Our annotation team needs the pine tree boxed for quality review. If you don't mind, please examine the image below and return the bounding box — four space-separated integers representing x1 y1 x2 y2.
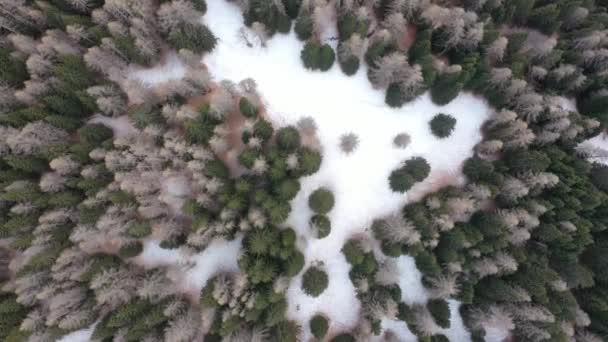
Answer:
302 266 329 297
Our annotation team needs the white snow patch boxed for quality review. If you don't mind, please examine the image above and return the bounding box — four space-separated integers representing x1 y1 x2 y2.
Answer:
484 326 511 342
134 239 186 269
395 255 428 305
181 236 243 294
88 114 138 138
200 1 492 339
579 132 608 165
56 322 96 342
134 237 242 299
129 52 187 85
376 318 418 342
440 300 472 341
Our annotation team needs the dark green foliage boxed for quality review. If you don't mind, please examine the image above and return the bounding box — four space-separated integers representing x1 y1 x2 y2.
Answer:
431 334 449 342
342 239 365 265
591 165 608 192
338 48 360 76
389 157 430 192
504 149 551 174
429 113 457 138
127 221 151 238
294 14 313 41
276 179 301 201
579 92 608 127
239 97 259 117
389 168 416 193
409 28 433 63
427 299 451 328
301 41 321 70
298 147 322 176
276 126 301 151
253 119 274 142
118 241 143 258
302 266 328 297
331 333 356 342
0 48 28 87
308 187 335 214
107 299 151 328
319 44 336 71
309 314 328 339
128 103 164 129
415 250 441 277
286 250 305 276
527 4 561 35
385 83 406 108
4 155 48 174
168 23 217 54
311 214 331 238
431 70 464 105
78 123 113 145
185 105 222 145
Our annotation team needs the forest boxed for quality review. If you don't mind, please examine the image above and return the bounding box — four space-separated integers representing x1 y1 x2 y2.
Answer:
1 0 608 341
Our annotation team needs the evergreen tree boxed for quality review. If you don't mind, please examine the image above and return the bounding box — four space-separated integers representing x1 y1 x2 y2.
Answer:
308 188 335 214
302 266 329 297
429 114 457 138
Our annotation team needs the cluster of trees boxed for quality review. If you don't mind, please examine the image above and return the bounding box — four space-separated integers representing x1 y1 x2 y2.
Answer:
389 156 431 193
0 0 330 340
231 0 608 340
2 0 608 341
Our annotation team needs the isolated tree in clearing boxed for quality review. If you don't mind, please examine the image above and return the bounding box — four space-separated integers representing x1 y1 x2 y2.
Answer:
302 266 329 297
430 113 457 138
308 187 335 214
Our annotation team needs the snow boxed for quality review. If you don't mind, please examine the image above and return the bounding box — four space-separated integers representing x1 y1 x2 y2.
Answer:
134 237 242 298
580 132 608 165
395 255 428 305
130 1 494 339
56 322 96 342
441 300 472 341
129 52 186 85
181 236 242 294
88 114 138 138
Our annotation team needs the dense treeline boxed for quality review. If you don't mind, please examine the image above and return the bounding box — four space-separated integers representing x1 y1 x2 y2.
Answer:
1 0 608 341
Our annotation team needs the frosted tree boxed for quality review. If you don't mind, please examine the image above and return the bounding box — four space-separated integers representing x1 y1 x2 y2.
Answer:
412 305 441 336
375 213 421 246
369 52 409 88
476 139 503 156
339 133 359 154
393 132 411 148
297 116 318 136
87 85 127 117
164 307 201 341
468 306 514 336
7 121 69 155
427 274 459 299
84 46 127 81
157 0 202 32
383 12 407 42
486 36 508 63
8 33 37 55
90 266 140 310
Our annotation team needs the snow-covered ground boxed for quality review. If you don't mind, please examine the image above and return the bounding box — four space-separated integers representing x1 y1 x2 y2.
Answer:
579 132 608 165
131 1 494 340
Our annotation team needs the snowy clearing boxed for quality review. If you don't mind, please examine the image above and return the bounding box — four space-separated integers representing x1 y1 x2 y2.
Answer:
131 0 494 339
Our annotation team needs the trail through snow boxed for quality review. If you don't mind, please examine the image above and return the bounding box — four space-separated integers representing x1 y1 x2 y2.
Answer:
131 1 495 340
